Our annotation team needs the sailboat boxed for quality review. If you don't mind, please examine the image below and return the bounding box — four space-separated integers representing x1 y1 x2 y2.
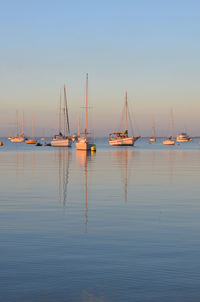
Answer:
10 110 25 143
163 109 175 145
26 113 37 144
109 91 140 146
51 85 72 147
149 118 156 142
76 74 96 151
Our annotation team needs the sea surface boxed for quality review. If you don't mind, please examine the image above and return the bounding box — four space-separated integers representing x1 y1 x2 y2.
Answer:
1 137 200 302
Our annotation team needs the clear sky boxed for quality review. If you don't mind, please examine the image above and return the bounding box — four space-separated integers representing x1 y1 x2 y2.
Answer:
0 0 200 137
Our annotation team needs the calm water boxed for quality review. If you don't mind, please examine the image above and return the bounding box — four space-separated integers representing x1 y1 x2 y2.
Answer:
1 138 200 301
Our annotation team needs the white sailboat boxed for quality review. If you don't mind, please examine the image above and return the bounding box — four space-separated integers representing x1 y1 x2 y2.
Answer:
109 91 140 146
10 110 25 143
51 85 72 147
76 74 96 151
163 109 175 145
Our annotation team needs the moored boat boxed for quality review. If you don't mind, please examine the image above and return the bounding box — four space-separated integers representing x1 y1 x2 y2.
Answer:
26 113 37 144
10 110 25 143
176 133 192 142
163 109 175 146
109 91 140 146
163 137 175 145
76 74 96 151
109 131 140 146
11 136 25 143
51 134 72 147
26 139 37 144
51 85 72 147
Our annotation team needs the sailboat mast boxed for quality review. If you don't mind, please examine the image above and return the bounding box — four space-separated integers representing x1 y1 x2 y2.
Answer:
170 108 174 138
32 113 34 139
152 118 155 138
16 110 19 136
59 88 61 134
62 86 65 137
22 111 24 137
125 91 127 130
85 73 88 138
77 116 80 137
64 84 70 135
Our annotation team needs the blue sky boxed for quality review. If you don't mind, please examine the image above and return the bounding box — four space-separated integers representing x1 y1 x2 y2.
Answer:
0 0 200 136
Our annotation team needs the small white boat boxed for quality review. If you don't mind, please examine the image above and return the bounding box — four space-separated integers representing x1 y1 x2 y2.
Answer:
109 131 140 146
163 137 175 145
51 134 72 147
176 133 192 142
76 137 95 150
109 91 140 146
75 74 96 151
10 110 25 143
11 136 24 143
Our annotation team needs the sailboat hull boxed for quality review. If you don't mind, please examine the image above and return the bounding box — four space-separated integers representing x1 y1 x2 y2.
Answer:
10 137 24 143
76 138 95 150
109 137 134 146
51 138 72 147
163 140 175 145
26 140 37 144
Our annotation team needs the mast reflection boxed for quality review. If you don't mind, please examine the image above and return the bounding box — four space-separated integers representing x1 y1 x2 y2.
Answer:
76 150 95 232
110 150 133 203
57 150 70 208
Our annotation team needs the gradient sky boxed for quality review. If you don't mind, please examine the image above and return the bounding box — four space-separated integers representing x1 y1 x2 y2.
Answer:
0 0 200 137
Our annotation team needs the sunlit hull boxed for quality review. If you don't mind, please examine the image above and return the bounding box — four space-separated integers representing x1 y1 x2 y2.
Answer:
176 138 190 142
76 138 95 150
51 138 72 147
109 137 134 146
163 140 175 145
26 140 37 144
10 137 24 143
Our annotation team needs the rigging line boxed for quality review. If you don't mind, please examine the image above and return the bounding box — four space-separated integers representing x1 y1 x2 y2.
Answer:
127 105 134 136
64 85 70 135
119 103 126 131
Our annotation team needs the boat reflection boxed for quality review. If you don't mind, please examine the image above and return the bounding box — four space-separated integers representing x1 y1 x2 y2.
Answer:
110 150 133 203
76 150 95 232
57 150 71 208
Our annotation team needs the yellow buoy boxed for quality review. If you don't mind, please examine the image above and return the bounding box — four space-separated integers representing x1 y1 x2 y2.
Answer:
0 141 3 146
91 146 96 152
